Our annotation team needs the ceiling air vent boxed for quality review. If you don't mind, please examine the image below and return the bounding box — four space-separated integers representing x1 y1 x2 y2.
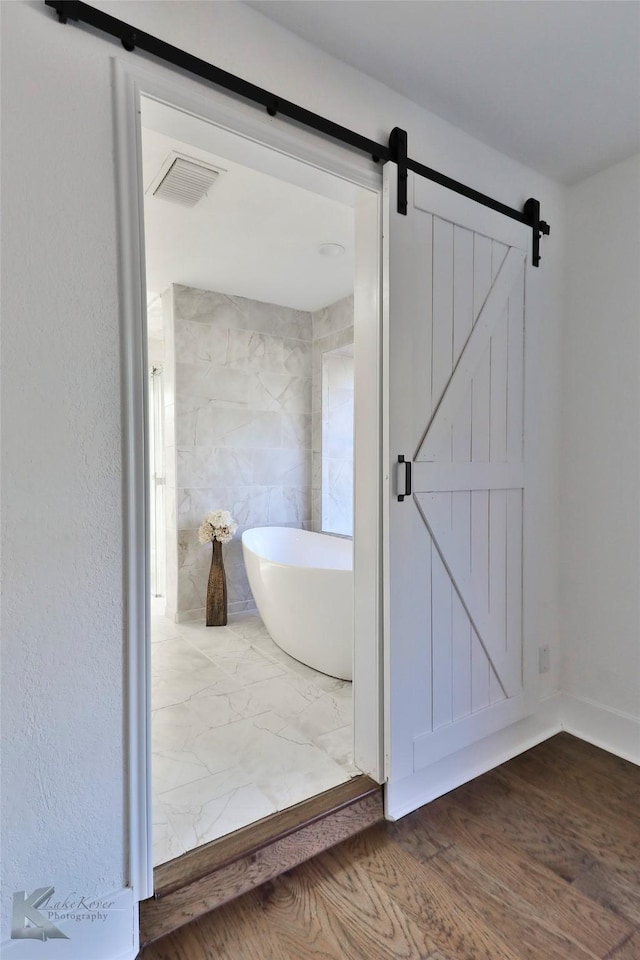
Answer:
152 154 222 207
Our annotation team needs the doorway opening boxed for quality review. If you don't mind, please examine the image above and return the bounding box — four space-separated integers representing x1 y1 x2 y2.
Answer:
139 95 381 871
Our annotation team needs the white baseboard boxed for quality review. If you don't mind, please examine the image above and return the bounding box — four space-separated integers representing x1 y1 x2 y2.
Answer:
1 887 138 960
558 692 640 765
385 697 562 820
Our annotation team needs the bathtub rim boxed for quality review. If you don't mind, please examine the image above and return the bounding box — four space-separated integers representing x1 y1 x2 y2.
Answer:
241 526 353 574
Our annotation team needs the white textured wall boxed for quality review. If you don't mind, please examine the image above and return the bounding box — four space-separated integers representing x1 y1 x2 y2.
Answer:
561 154 640 719
1 0 564 951
0 0 126 944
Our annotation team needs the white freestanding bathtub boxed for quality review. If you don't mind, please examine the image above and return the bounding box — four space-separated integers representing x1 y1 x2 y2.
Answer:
242 527 353 681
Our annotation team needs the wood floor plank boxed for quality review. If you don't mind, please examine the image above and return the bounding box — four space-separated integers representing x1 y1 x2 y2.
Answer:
147 847 451 960
141 889 288 960
247 874 373 960
331 826 523 960
426 846 596 960
544 734 640 798
503 742 640 827
452 766 640 897
414 799 632 958
450 765 640 927
294 850 444 960
491 767 640 896
383 806 454 862
607 931 640 959
570 859 640 930
451 766 601 879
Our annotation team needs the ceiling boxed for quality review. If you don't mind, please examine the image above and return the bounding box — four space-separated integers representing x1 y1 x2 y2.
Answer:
246 0 640 185
141 126 354 316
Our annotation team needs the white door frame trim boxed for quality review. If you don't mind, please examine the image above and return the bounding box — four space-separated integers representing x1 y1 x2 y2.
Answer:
112 56 383 903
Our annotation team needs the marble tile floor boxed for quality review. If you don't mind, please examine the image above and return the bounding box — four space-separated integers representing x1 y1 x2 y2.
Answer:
151 599 358 867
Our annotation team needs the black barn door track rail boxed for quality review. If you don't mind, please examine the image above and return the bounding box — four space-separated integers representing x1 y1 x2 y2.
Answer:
45 0 551 266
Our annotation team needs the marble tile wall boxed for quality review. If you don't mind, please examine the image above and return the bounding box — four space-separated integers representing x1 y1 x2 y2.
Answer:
166 284 313 621
311 295 354 534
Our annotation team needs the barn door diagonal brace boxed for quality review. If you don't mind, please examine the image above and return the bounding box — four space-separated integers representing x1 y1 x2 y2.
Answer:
44 0 551 265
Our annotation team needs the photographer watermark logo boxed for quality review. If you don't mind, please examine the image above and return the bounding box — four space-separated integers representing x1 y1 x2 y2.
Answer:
11 887 115 940
11 887 69 941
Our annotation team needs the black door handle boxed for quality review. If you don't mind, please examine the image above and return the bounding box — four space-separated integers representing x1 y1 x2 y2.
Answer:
397 455 412 501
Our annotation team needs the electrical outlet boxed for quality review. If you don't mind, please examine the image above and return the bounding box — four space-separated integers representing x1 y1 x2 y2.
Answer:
538 645 551 674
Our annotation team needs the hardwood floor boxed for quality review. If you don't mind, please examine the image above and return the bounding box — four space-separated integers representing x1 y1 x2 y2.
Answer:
139 733 640 959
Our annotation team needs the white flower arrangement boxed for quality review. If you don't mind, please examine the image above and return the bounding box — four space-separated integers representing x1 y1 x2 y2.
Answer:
198 509 237 545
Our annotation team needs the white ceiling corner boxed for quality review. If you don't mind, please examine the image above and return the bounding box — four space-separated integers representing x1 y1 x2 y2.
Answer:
246 0 640 185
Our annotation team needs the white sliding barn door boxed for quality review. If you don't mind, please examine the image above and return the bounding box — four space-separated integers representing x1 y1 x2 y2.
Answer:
384 165 531 799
